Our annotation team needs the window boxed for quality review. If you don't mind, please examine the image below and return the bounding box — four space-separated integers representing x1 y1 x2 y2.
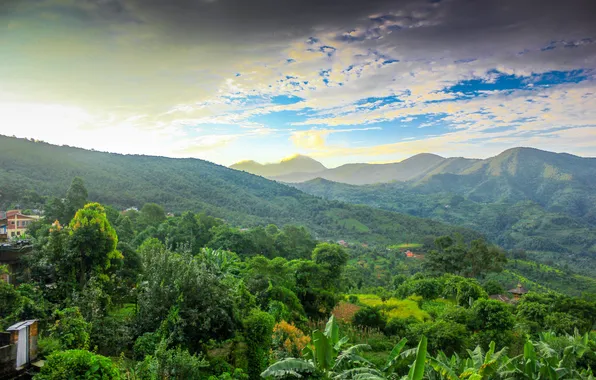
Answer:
11 232 15 237
17 231 21 236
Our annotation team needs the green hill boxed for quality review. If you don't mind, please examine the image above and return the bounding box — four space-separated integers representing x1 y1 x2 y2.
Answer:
0 135 480 245
293 177 596 276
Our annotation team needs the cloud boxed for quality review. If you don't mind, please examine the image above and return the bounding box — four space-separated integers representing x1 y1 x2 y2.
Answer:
1 0 596 164
291 127 382 149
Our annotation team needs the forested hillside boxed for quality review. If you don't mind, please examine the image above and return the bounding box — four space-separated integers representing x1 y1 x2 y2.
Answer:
0 135 478 245
294 178 596 276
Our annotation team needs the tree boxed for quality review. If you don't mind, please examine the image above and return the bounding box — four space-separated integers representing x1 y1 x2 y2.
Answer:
68 203 122 288
425 237 506 278
135 239 237 352
244 309 275 379
44 197 66 224
312 243 348 289
471 299 514 349
115 215 135 243
34 350 120 380
64 177 88 223
139 202 166 228
482 279 505 295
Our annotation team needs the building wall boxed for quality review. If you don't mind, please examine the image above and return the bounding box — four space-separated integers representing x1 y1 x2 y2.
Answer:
4 211 38 238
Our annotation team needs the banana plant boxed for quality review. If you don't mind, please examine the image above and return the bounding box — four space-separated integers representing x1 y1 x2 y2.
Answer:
500 331 593 380
261 315 374 379
429 341 508 380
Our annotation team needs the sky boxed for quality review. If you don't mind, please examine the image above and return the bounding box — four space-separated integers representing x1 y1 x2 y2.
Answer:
1 0 595 167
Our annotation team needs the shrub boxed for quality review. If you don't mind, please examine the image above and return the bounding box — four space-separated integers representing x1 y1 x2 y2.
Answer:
133 332 160 360
271 321 311 359
49 307 90 350
332 301 361 323
352 306 387 331
482 279 505 295
37 336 62 358
34 350 120 379
384 316 418 337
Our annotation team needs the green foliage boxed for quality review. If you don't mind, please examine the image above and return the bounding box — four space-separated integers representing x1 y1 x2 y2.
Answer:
312 242 348 289
0 135 481 247
407 320 468 356
135 239 237 352
243 309 275 379
49 307 91 350
34 350 120 380
352 306 387 331
37 336 62 358
68 202 122 288
471 299 514 349
482 279 505 295
139 203 166 229
134 332 161 360
135 341 210 380
425 237 506 278
64 177 88 223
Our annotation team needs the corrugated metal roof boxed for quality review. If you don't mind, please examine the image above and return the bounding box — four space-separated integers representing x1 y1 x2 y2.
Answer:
6 320 37 331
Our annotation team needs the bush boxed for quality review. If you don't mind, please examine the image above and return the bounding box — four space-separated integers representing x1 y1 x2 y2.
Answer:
271 321 310 360
37 336 62 358
34 350 120 379
134 332 161 360
384 316 417 337
407 320 468 356
91 315 133 356
482 279 505 295
352 306 387 331
49 307 90 350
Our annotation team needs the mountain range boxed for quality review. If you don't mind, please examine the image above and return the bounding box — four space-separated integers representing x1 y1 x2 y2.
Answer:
231 153 482 185
0 135 478 246
233 148 596 274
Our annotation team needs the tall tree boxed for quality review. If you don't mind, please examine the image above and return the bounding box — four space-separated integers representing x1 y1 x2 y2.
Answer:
64 177 88 223
44 196 66 224
139 203 166 229
68 203 121 288
312 243 348 289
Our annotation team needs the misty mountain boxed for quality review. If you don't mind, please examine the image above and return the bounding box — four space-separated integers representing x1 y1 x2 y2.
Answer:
230 154 327 177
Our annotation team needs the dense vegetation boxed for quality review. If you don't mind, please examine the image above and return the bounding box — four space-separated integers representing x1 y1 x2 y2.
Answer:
1 178 595 379
0 135 479 246
293 177 596 277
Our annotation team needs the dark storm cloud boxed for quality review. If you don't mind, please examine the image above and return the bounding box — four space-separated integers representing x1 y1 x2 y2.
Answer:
106 0 596 44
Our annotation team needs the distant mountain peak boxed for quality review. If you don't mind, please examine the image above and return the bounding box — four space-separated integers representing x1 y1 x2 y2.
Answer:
230 154 326 177
280 153 316 162
233 159 261 166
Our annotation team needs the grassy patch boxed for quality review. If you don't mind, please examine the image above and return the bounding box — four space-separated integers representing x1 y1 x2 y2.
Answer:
352 294 430 321
109 303 135 319
388 243 423 249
